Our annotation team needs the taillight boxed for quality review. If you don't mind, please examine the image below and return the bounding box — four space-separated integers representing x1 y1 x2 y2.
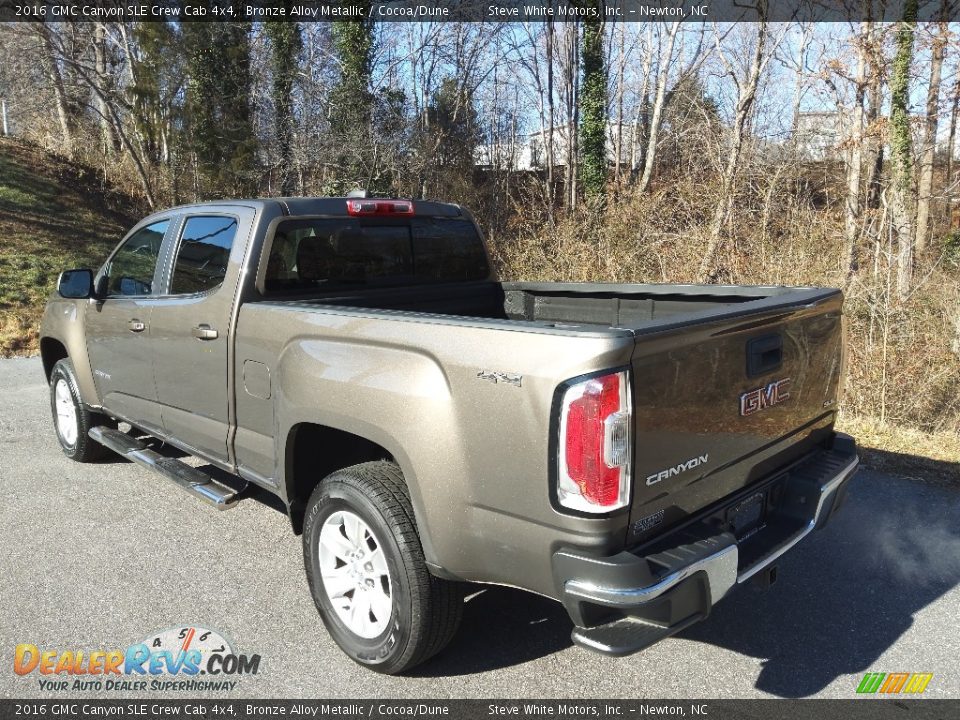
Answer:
557 370 632 513
346 199 414 216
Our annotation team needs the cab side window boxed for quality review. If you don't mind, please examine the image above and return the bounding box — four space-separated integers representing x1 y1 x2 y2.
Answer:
170 216 239 295
106 220 168 296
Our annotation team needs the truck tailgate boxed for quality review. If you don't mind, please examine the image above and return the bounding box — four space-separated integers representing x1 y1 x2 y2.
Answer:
626 290 845 546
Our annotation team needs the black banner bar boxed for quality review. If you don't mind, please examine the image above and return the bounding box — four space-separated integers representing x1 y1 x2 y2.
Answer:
0 700 957 720
1 0 959 24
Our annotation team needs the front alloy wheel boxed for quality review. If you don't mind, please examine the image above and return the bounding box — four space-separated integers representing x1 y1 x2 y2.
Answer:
48 358 113 462
53 377 79 448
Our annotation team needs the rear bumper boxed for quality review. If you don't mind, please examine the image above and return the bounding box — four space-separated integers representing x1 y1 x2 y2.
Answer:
552 433 859 656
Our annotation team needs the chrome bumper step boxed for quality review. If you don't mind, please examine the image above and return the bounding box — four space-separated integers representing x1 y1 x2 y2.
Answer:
89 426 241 511
556 435 861 657
571 614 703 656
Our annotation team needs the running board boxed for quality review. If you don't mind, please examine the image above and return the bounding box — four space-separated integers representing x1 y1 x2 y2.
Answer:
89 426 241 510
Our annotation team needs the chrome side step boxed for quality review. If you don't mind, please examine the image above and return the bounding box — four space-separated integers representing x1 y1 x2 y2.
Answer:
89 426 241 511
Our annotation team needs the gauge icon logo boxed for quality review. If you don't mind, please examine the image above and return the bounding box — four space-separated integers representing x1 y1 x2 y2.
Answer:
140 626 233 666
135 625 261 678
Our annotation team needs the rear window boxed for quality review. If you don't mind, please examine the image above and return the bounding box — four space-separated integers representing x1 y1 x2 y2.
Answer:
170 215 239 295
263 217 489 294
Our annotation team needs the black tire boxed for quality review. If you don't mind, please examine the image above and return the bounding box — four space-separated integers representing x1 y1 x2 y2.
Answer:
303 461 463 674
49 358 114 462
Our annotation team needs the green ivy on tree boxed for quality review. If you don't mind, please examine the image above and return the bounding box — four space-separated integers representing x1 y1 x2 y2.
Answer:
579 8 608 201
181 8 257 197
265 11 302 196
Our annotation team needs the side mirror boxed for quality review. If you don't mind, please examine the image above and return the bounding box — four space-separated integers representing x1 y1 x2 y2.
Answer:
57 269 94 299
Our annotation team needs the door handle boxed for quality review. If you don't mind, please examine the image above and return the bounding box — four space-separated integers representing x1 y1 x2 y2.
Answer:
128 319 146 333
192 324 219 340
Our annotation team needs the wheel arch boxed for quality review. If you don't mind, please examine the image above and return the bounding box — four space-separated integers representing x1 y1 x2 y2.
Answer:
38 305 99 408
40 337 68 381
282 422 444 573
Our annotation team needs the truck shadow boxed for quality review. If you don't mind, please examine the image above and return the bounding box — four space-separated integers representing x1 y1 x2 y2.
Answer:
413 468 960 692
679 466 960 697
92 429 959 693
409 586 575 677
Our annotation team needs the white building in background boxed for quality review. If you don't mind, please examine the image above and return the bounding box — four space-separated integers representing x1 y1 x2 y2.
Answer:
792 112 843 160
474 141 533 171
476 122 642 172
792 110 934 162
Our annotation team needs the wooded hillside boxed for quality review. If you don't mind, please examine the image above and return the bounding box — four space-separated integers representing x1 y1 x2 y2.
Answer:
0 12 958 449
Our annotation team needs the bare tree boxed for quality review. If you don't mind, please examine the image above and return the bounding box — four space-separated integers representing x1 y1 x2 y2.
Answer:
637 22 680 193
511 22 555 214
915 20 948 253
637 23 709 194
889 0 919 300
786 23 814 137
863 23 886 211
546 17 555 212
561 22 580 211
92 23 118 155
844 22 872 280
36 24 74 156
631 26 654 176
698 16 783 281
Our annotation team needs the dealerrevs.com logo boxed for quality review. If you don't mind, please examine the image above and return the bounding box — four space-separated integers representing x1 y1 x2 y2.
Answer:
13 626 261 693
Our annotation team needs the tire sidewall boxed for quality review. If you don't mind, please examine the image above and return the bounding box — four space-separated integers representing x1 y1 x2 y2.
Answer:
303 478 412 670
50 361 82 457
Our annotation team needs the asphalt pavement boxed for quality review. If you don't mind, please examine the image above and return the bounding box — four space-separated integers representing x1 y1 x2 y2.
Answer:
1 356 958 699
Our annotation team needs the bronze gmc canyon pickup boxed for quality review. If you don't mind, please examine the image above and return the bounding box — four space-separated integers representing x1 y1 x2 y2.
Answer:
39 196 859 673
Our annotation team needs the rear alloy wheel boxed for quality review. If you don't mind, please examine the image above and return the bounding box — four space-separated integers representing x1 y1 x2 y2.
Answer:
49 359 113 462
318 510 394 639
303 461 464 674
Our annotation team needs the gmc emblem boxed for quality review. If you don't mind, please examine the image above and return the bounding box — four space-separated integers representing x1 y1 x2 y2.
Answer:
740 378 792 416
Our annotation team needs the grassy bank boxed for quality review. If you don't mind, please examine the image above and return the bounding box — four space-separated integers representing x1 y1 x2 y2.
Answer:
0 139 136 355
837 417 960 485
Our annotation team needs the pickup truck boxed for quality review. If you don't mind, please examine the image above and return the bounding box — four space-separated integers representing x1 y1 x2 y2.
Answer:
40 196 859 674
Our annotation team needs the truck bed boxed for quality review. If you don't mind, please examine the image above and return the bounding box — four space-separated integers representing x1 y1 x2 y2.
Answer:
254 280 823 334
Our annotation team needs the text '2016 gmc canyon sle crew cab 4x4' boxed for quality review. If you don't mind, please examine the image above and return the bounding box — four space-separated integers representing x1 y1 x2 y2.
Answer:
40 196 859 674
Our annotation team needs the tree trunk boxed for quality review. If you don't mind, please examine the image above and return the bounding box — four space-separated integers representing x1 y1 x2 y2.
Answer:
889 0 919 301
546 18 555 214
93 23 118 155
613 22 626 187
864 23 885 210
631 26 654 179
843 22 870 281
579 10 607 200
946 70 960 187
563 22 580 211
698 22 768 282
915 21 947 253
638 22 680 193
37 25 73 157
